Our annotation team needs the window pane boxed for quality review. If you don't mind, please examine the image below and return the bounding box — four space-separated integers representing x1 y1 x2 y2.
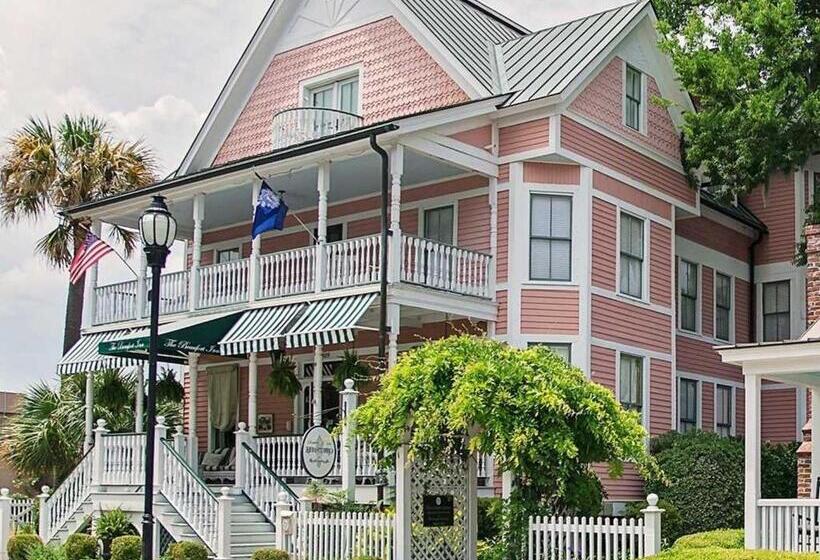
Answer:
619 355 643 411
531 195 552 237
424 206 454 245
530 195 572 281
763 282 790 341
679 379 698 432
550 240 571 281
339 79 359 114
681 297 696 331
311 87 333 109
551 197 572 238
530 239 551 280
716 308 730 341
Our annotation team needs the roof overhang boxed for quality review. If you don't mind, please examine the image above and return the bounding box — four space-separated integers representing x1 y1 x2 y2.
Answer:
717 338 820 387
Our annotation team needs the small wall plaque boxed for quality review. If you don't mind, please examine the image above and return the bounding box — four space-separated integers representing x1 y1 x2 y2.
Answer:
422 494 454 527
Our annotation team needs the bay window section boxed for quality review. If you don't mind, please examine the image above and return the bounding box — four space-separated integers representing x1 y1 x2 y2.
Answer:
620 212 644 298
530 194 572 282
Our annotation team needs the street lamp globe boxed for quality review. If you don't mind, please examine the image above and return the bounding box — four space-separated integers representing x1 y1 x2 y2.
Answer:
139 195 177 267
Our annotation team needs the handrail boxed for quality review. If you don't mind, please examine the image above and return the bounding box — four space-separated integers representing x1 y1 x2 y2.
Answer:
161 440 217 499
271 108 364 151
272 107 362 121
45 448 94 541
242 443 300 504
402 233 492 258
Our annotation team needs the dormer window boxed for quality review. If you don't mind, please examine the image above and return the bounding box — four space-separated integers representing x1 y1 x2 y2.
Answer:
304 74 360 115
625 64 644 132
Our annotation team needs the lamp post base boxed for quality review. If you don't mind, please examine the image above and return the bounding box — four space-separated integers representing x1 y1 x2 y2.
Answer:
142 514 155 559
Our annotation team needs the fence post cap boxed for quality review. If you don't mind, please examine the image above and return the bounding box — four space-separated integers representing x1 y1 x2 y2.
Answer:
39 486 50 497
219 487 231 498
0 488 9 498
344 378 355 390
95 419 107 429
647 494 659 507
237 422 247 433
175 425 184 435
156 416 166 427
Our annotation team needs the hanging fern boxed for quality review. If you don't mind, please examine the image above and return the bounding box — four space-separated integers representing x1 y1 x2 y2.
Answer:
333 350 371 389
267 353 301 398
156 369 184 404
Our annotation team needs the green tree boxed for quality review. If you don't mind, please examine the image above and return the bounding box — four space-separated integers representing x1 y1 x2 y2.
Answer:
0 115 156 352
354 336 659 559
654 0 819 196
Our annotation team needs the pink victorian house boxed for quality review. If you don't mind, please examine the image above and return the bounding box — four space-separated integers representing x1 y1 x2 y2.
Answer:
44 0 820 555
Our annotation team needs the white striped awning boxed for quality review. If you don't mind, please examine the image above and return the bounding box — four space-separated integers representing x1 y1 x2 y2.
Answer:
57 329 144 375
219 303 307 356
284 293 377 349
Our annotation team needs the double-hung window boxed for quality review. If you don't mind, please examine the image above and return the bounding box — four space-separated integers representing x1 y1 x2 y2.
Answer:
620 212 644 298
678 378 699 433
679 261 698 332
625 65 643 131
423 206 455 245
529 342 572 363
216 248 241 264
305 74 360 138
763 281 791 341
619 354 644 415
530 195 572 281
716 385 733 437
715 273 732 341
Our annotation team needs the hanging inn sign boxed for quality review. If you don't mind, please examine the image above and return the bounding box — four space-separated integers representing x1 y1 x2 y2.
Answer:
301 425 337 479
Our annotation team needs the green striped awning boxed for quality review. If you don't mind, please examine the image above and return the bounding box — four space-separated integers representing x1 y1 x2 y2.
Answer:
219 303 306 356
284 293 377 349
58 329 145 375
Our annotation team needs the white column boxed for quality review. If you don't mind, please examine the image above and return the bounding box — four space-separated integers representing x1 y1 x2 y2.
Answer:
0 488 12 560
388 303 400 369
250 184 262 303
154 416 168 492
187 353 200 466
82 221 102 328
811 388 820 496
340 379 359 501
394 444 411 560
136 251 148 319
91 419 109 490
641 494 664 556
234 423 252 492
389 146 404 283
313 345 324 426
190 194 205 311
135 365 144 433
489 176 498 301
315 162 330 294
275 493 294 550
248 352 259 436
83 371 95 454
216 487 232 560
37 486 50 542
744 374 761 550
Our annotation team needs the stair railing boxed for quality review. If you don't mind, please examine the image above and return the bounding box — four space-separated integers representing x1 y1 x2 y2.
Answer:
239 442 300 524
40 449 94 542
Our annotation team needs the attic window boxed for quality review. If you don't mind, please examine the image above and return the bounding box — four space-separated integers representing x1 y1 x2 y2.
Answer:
625 64 643 132
304 74 360 115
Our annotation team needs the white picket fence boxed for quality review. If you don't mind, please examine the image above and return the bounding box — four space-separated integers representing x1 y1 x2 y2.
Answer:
100 433 147 486
528 497 662 560
10 498 35 530
285 511 394 560
757 499 820 553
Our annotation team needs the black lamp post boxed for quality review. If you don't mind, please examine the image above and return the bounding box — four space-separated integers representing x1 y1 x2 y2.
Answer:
138 195 177 560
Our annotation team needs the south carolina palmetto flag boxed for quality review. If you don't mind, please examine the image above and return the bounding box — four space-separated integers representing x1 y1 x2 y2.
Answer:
69 232 114 284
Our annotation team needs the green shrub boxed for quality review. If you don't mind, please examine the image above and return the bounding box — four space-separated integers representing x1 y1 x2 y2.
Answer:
64 533 98 560
7 533 43 560
477 497 503 542
95 509 136 545
167 541 207 560
251 550 289 560
673 529 744 550
645 431 798 543
27 545 67 560
476 540 505 560
111 536 141 560
653 548 820 559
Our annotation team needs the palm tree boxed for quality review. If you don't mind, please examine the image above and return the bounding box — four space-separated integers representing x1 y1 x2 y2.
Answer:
0 115 156 352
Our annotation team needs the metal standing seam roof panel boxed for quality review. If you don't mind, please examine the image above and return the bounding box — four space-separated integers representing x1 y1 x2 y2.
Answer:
499 1 649 105
400 0 522 93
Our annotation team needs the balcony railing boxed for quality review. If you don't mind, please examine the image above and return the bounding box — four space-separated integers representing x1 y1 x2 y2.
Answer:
271 108 363 151
92 234 493 325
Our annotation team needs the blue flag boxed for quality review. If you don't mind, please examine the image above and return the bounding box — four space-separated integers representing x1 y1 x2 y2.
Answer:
252 181 288 239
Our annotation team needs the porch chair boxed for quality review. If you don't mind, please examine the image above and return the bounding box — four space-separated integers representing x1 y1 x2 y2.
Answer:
199 447 237 484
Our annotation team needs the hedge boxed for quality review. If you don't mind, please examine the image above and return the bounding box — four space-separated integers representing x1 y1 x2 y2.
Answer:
7 534 43 560
251 550 290 560
650 530 817 559
167 541 208 560
64 534 98 560
111 536 141 560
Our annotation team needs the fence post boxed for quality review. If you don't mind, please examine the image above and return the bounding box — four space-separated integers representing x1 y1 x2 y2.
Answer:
340 379 359 502
37 486 50 543
235 423 251 492
92 419 109 490
154 416 168 493
173 425 186 458
642 493 664 556
216 487 232 560
0 489 11 560
275 492 293 551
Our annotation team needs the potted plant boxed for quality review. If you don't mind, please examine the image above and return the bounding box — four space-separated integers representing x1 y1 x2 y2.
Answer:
267 351 301 398
333 350 370 389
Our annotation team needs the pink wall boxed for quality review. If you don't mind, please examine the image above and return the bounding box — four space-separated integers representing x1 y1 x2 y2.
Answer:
761 388 798 443
676 336 742 383
650 223 673 307
458 195 490 252
735 280 751 344
520 289 579 334
561 116 695 207
523 163 580 185
570 57 681 161
702 266 714 338
594 172 672 220
498 118 549 157
702 382 714 432
496 290 508 335
214 17 469 165
650 359 673 435
449 126 492 151
676 217 752 262
496 190 509 283
743 173 797 264
591 295 672 353
592 198 617 291
591 345 616 391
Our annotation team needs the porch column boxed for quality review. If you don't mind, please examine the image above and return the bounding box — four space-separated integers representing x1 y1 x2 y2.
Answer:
248 352 259 436
812 388 820 496
315 162 330 294
82 221 102 328
249 185 261 303
83 371 94 454
187 353 200 465
489 176 498 300
388 303 400 369
135 365 145 433
389 146 404 283
190 194 205 312
744 374 761 550
313 345 323 426
136 251 148 320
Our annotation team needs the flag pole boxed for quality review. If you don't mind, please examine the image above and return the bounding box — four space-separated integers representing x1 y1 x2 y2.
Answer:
253 169 317 243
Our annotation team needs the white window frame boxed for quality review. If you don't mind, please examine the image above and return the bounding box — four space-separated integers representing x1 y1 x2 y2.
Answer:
528 192 573 283
714 384 736 437
617 209 649 302
713 271 734 343
623 62 647 134
301 65 363 115
616 351 648 429
678 377 702 433
214 244 243 264
678 259 700 334
419 203 458 246
529 341 573 364
761 280 792 342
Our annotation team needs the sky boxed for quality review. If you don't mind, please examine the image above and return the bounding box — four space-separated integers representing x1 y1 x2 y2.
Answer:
0 0 627 392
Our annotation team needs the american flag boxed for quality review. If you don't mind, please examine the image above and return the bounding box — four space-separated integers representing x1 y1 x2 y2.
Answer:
69 232 114 285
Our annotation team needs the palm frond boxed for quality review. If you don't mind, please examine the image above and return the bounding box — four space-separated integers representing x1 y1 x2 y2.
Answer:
107 224 138 259
35 221 76 268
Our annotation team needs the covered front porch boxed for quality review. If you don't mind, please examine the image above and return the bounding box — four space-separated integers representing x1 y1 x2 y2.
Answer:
719 323 820 552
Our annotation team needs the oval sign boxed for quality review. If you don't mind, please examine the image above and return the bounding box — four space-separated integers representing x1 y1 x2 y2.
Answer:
300 425 337 479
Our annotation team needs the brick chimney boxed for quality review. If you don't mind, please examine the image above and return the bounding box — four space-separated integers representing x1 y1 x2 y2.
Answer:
797 224 820 497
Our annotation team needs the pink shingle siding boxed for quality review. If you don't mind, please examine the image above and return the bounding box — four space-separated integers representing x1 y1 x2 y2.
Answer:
520 290 580 335
496 191 509 283
570 57 681 161
561 116 695 207
495 290 508 335
702 266 714 338
702 382 714 432
591 295 672 353
650 359 673 435
735 280 751 344
743 173 797 264
676 336 742 383
592 198 617 291
591 345 616 391
498 118 549 157
523 163 580 185
215 17 469 165
650 223 673 307
676 217 752 262
458 195 490 253
761 388 798 443
449 126 492 151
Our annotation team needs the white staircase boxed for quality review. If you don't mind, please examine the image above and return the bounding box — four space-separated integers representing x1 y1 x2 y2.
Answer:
46 498 93 545
225 493 278 560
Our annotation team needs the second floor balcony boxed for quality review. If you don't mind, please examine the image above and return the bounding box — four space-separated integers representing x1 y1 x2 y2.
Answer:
271 108 363 151
92 233 493 326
